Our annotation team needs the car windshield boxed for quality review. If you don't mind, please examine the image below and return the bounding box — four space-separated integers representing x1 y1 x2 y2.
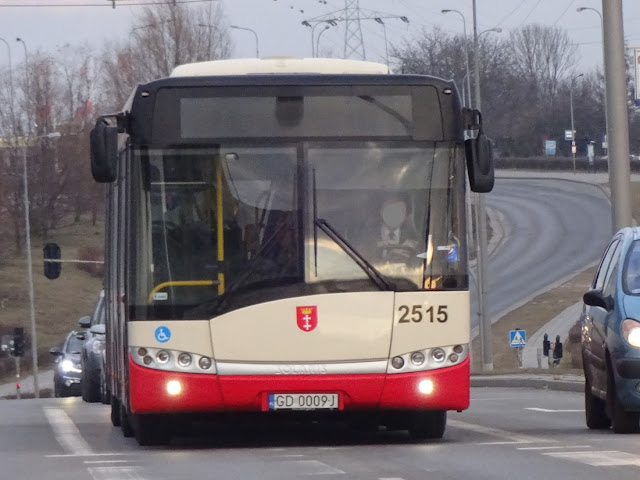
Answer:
624 240 640 294
65 335 84 354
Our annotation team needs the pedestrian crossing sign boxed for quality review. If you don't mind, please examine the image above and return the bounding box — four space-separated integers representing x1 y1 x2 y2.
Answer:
509 329 526 347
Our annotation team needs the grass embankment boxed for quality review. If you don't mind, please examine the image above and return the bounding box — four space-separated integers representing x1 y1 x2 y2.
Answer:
0 218 104 382
473 181 640 374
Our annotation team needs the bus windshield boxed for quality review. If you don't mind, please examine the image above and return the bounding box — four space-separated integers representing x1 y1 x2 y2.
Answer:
128 142 467 320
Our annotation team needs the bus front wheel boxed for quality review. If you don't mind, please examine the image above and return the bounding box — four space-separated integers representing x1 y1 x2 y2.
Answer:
133 414 170 446
408 411 446 441
120 404 134 438
111 396 121 427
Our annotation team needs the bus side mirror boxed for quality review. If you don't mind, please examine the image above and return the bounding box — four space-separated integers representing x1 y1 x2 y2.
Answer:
463 108 495 193
90 120 118 183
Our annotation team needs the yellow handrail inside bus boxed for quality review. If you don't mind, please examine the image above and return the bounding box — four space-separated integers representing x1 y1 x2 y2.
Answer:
216 165 225 295
148 280 216 303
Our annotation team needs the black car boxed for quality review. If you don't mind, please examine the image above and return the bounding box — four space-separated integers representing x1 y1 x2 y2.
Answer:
78 290 107 403
50 331 84 397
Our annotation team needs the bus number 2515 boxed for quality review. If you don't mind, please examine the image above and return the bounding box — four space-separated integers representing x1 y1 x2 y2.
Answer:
397 305 448 323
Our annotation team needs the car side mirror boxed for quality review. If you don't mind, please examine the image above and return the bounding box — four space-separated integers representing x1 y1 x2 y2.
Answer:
78 315 91 329
90 324 106 335
583 289 613 311
49 346 63 356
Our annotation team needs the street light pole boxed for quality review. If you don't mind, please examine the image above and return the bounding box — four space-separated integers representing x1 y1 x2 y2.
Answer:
0 38 14 126
14 36 39 397
602 0 632 232
577 7 609 162
316 25 331 58
441 9 472 107
21 144 38 398
230 25 259 58
570 73 583 173
373 18 390 68
472 0 503 373
16 38 30 135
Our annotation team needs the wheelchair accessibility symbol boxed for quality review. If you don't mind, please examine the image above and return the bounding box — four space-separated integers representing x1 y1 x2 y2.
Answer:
154 326 171 343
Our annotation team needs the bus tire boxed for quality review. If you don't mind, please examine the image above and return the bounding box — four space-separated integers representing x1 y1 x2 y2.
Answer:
111 396 121 427
120 404 134 438
408 411 446 441
134 415 170 446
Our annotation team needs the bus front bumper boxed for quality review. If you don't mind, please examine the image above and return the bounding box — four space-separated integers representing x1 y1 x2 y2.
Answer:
128 356 469 414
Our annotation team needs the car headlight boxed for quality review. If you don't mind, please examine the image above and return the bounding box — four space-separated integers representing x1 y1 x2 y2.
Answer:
622 319 640 348
92 340 105 355
60 359 82 373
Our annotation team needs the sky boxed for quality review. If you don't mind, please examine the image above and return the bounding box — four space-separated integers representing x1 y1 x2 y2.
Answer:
1 0 640 73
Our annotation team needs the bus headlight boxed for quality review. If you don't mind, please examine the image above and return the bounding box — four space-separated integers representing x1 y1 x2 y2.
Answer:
166 380 182 396
156 350 170 364
411 351 425 366
418 379 434 395
198 357 212 370
131 347 217 374
391 356 405 369
177 352 192 367
431 348 446 363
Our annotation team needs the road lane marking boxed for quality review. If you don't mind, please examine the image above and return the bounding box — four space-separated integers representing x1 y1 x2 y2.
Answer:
524 408 584 413
473 441 522 445
544 450 640 467
84 460 132 464
518 445 591 450
282 460 344 475
448 419 555 444
47 453 137 458
88 466 145 480
44 407 93 456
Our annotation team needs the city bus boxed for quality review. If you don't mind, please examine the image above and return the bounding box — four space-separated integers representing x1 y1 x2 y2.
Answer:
90 57 494 446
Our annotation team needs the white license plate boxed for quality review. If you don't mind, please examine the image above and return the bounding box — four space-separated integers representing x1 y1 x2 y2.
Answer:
268 393 339 410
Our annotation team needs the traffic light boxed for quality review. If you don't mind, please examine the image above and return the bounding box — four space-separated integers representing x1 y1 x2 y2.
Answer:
12 328 25 357
43 242 61 279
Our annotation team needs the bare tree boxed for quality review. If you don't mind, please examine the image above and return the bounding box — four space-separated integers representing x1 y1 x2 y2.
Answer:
509 24 578 105
100 1 232 110
393 27 469 99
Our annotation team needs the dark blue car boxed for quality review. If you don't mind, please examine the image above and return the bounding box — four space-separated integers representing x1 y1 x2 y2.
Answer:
50 331 84 397
581 227 640 433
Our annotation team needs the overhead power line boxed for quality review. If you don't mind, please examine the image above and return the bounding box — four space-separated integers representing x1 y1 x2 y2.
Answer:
0 0 216 7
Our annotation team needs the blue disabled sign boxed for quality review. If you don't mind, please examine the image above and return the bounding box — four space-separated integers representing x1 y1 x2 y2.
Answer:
509 329 526 347
154 326 171 343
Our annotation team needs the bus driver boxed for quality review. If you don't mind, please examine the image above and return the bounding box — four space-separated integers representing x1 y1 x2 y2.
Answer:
373 195 418 264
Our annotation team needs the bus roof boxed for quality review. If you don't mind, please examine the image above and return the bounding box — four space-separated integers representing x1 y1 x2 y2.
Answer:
170 57 391 77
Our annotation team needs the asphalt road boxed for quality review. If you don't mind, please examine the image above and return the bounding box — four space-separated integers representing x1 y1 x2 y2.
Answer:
4 388 640 480
472 177 612 329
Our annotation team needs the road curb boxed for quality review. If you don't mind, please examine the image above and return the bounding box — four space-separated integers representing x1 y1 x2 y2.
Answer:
471 376 584 393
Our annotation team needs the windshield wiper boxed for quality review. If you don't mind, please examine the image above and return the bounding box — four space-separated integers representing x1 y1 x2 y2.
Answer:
314 218 395 291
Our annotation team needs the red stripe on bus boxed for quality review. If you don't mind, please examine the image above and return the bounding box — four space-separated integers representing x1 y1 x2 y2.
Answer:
128 356 469 414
